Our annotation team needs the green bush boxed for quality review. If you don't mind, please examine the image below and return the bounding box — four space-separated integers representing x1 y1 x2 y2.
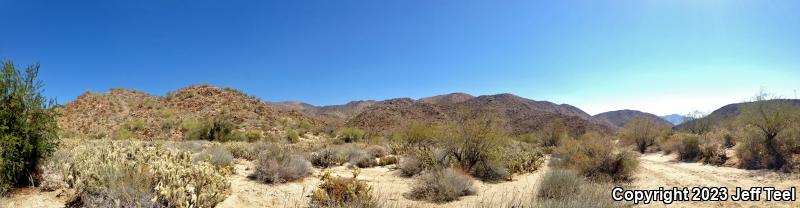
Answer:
0 60 59 195
338 127 366 143
620 117 663 153
538 119 569 147
181 113 237 142
391 121 439 154
286 129 301 143
441 113 510 182
678 135 701 161
111 128 136 140
408 168 475 202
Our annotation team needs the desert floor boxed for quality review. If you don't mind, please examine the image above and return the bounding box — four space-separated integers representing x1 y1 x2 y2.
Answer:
3 154 799 208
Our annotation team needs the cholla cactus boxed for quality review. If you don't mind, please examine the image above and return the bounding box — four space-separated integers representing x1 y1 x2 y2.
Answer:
60 140 231 208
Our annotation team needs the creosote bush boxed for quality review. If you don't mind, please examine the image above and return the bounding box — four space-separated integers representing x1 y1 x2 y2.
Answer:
407 168 475 203
310 169 376 208
0 60 59 195
338 127 366 143
181 113 237 142
250 144 313 183
620 116 663 153
553 134 639 182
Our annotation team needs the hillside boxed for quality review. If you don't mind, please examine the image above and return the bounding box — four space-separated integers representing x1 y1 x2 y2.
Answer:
418 92 474 105
56 85 322 140
593 109 673 129
674 99 800 131
268 100 378 122
346 93 612 135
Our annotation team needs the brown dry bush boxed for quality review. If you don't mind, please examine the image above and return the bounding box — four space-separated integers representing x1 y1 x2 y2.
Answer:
407 168 475 203
553 134 639 182
378 156 398 166
620 117 663 153
250 144 313 183
364 145 387 158
310 169 376 208
194 145 234 170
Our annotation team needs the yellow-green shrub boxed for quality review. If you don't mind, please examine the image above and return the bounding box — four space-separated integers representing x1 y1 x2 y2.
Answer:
338 127 366 143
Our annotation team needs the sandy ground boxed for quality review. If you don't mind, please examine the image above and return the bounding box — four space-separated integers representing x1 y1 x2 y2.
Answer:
633 153 800 208
215 159 550 208
4 154 799 208
0 188 68 208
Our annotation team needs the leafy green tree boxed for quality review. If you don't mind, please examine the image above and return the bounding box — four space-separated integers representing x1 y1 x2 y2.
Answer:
0 60 59 195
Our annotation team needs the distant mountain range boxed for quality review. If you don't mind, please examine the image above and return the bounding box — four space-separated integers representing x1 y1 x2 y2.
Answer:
661 114 688 125
592 110 673 129
62 84 775 140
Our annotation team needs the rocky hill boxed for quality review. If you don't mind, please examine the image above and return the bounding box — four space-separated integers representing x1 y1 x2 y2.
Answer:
674 99 800 131
57 85 321 140
418 92 474 105
593 109 673 129
268 100 378 122
346 93 612 135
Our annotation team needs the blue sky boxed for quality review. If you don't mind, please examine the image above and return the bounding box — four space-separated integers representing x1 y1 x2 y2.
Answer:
1 0 798 115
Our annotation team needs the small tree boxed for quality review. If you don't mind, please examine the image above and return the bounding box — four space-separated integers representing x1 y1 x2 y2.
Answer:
621 116 662 153
737 94 799 169
539 118 568 147
684 110 712 134
0 60 59 195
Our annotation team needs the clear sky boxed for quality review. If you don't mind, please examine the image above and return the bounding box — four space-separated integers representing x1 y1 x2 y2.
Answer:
1 0 798 116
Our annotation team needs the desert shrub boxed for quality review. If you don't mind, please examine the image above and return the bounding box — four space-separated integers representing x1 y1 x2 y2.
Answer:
441 113 510 182
311 147 343 168
736 128 771 169
111 128 136 140
677 135 701 161
391 121 439 154
553 134 639 182
537 119 569 148
378 156 398 166
400 148 454 177
0 61 59 195
503 144 545 174
736 97 800 170
310 169 376 208
338 127 366 143
181 113 237 142
61 140 230 207
250 144 312 183
364 145 387 158
170 140 209 153
224 141 257 160
123 118 147 131
470 161 510 182
700 143 727 165
195 145 234 170
286 129 301 143
620 116 663 153
536 169 620 208
399 155 423 177
244 130 263 142
656 134 683 154
536 169 582 200
407 168 475 203
348 150 377 168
